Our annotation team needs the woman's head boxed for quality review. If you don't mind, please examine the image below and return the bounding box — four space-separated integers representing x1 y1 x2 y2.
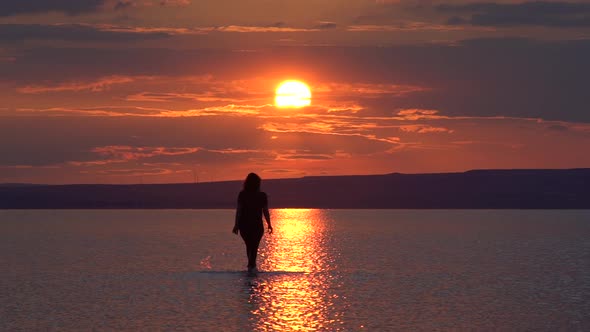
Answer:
243 172 261 192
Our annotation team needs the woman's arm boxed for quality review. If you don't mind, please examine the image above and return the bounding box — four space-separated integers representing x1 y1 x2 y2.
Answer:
263 204 272 234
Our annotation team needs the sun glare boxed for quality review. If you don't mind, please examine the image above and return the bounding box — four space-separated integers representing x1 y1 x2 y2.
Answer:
275 80 311 108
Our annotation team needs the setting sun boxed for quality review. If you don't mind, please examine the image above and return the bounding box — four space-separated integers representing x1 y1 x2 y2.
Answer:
275 80 311 108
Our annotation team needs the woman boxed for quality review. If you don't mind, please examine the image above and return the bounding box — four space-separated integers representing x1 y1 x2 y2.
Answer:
232 173 272 272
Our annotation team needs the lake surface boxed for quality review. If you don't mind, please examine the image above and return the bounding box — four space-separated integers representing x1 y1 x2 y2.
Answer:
1 209 589 331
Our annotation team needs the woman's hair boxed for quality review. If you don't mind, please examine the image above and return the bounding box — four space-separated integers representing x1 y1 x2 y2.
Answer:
243 172 261 192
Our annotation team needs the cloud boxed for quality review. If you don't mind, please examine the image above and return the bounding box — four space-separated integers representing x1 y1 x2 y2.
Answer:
0 113 269 170
158 0 191 6
96 25 203 35
69 145 271 168
396 109 443 120
0 56 16 62
0 24 170 43
347 22 465 32
94 167 175 176
274 151 336 161
314 22 338 30
0 22 325 44
0 0 192 16
314 82 428 97
262 168 301 174
260 122 402 145
14 73 267 105
94 145 199 158
438 1 590 27
206 148 263 154
399 124 454 133
13 104 270 117
125 92 247 103
69 145 200 166
17 75 140 93
14 106 164 117
0 0 106 17
545 122 590 134
161 104 271 117
203 25 320 33
546 124 569 132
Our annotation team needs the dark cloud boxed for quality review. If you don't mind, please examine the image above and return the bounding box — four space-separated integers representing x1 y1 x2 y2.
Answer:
314 22 338 30
114 1 135 10
277 154 334 160
268 22 286 28
0 115 266 167
0 0 106 17
0 24 169 43
0 0 189 17
158 0 191 6
546 124 569 131
438 1 590 27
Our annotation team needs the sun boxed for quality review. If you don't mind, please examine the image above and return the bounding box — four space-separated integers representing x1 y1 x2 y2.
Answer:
275 80 311 108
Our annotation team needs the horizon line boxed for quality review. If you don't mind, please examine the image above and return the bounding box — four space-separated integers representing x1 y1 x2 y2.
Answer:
2 167 588 187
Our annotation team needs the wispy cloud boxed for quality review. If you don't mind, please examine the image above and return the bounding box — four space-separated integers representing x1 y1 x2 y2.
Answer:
347 22 466 32
160 104 271 117
17 75 144 94
275 152 335 161
0 24 172 42
94 167 176 176
314 22 338 30
207 25 320 33
96 24 203 35
438 1 590 27
125 92 250 103
260 122 401 145
69 145 200 166
0 56 16 62
67 145 272 169
113 0 192 9
0 0 192 17
396 109 445 120
156 0 191 7
0 48 16 62
206 148 264 154
16 74 267 102
14 106 163 117
315 82 428 97
0 0 106 17
0 22 321 44
14 104 271 117
399 124 454 134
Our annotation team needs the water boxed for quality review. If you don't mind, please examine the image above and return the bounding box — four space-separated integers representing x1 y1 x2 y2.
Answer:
1 209 589 331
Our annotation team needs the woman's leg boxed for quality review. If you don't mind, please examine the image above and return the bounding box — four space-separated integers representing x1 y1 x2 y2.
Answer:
241 229 263 269
248 231 263 268
240 232 254 268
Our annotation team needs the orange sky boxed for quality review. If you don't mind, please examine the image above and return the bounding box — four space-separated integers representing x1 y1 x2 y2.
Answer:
1 1 590 183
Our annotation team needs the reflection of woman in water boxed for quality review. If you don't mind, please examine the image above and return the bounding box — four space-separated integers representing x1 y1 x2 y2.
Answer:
233 173 272 272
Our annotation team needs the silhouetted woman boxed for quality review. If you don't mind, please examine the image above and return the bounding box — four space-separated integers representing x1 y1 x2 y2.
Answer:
232 173 272 272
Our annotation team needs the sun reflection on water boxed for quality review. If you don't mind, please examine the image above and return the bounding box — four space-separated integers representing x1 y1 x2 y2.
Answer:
244 209 344 331
262 209 330 273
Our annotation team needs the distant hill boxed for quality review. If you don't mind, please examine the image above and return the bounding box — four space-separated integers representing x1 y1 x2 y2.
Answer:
0 183 41 187
0 169 589 209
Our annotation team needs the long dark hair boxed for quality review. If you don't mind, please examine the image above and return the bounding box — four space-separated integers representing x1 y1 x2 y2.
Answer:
243 172 261 192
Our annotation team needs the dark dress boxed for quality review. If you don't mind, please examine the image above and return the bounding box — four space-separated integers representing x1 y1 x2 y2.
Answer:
237 190 267 268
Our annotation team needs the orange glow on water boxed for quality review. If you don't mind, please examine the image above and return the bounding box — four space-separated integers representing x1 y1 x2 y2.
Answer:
245 209 343 331
262 209 326 272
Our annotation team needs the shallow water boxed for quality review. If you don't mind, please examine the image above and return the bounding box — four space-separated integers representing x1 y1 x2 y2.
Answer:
1 209 589 331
